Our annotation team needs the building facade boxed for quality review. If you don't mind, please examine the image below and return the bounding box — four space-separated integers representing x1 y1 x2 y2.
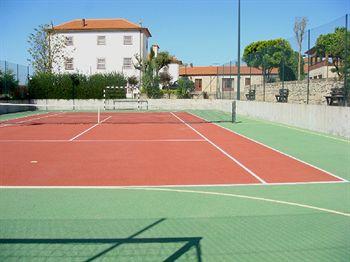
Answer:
51 18 151 79
179 66 278 98
305 48 338 80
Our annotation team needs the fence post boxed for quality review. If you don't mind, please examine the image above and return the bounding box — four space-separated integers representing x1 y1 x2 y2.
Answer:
216 66 219 99
281 44 285 90
344 14 348 106
229 61 232 99
307 29 310 104
16 63 19 83
231 100 236 123
4 60 7 95
236 0 241 100
222 64 225 99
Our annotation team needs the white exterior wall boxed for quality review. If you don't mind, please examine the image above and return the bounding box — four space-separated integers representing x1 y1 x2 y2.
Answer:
187 74 265 94
168 64 179 83
159 63 179 84
53 30 148 79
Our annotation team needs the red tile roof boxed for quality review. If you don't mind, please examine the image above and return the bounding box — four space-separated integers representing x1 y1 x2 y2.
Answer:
179 66 278 76
53 18 151 37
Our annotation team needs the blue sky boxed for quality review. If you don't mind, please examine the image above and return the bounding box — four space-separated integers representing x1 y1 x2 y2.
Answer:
0 0 349 66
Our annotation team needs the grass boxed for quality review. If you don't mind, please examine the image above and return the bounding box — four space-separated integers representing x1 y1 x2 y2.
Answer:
0 110 349 261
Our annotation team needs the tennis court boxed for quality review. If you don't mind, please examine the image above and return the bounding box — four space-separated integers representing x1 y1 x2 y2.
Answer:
0 105 349 261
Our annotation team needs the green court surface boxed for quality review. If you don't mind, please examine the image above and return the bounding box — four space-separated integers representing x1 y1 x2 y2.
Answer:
1 110 349 261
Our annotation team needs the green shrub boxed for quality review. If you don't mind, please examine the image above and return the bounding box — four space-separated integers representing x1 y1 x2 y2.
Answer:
0 70 20 99
28 72 127 99
142 72 162 98
176 77 194 98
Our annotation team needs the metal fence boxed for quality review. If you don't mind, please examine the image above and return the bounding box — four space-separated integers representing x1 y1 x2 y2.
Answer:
215 14 349 106
0 60 30 99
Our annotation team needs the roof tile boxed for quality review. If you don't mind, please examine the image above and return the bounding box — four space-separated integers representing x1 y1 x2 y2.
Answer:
53 18 151 37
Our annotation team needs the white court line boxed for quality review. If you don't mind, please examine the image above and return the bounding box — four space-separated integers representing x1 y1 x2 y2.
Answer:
0 186 348 217
187 112 349 183
1 180 346 189
0 111 49 124
69 116 111 141
0 139 206 143
170 112 267 184
0 112 65 128
122 187 350 217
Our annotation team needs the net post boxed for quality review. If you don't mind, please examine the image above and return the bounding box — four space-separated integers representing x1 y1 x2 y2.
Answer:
97 106 100 124
231 100 236 123
103 87 106 111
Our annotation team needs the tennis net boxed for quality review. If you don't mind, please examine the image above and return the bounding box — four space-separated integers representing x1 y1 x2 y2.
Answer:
0 101 236 125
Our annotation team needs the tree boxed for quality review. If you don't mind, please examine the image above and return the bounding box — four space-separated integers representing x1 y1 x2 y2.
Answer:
153 52 172 75
159 71 172 98
0 70 19 98
27 24 67 73
243 38 294 82
127 76 139 87
134 48 173 98
142 71 162 98
176 77 194 98
315 27 350 79
280 51 305 81
294 17 308 80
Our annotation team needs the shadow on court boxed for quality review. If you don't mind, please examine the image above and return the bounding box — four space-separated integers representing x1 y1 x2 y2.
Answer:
0 218 203 261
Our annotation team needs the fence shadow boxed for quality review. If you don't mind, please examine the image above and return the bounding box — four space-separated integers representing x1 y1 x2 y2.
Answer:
0 218 203 261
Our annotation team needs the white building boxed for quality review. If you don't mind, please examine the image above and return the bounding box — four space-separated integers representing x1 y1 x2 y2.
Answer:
52 18 151 79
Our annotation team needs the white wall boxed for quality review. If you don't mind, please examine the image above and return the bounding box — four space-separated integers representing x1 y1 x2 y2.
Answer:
236 101 350 138
159 63 179 84
9 99 348 138
53 30 149 79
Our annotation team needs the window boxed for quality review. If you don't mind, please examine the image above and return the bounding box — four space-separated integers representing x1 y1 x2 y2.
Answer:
65 58 74 70
124 35 133 45
123 58 132 69
97 58 106 69
97 36 106 45
65 36 73 46
195 79 202 91
318 74 322 79
222 78 233 90
245 78 251 86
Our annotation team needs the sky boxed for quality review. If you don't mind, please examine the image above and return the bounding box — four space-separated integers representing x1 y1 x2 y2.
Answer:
0 0 349 67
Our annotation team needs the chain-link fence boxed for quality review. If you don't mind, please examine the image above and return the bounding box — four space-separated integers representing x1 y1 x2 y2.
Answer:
216 14 349 106
0 60 31 99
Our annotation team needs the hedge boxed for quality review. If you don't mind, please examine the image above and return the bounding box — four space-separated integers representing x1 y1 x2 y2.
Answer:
0 70 23 100
28 72 127 99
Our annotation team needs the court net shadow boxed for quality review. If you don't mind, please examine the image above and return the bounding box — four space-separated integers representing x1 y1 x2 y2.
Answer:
0 218 203 261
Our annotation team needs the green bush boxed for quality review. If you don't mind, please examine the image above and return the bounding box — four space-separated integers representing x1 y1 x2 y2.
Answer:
142 72 162 98
176 77 194 98
0 70 20 99
28 72 127 99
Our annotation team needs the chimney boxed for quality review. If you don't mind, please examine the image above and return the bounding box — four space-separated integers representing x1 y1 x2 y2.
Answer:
82 19 86 27
152 44 159 57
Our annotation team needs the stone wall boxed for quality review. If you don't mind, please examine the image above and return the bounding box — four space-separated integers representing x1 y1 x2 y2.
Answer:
243 78 344 105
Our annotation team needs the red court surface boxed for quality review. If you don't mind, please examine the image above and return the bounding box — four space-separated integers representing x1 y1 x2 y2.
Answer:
0 111 344 186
